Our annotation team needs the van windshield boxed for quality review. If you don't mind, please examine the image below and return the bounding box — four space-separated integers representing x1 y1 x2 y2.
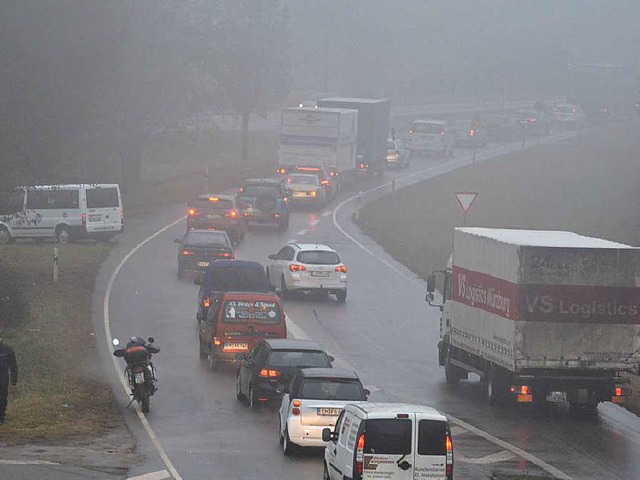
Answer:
86 188 119 208
364 419 412 455
418 419 446 455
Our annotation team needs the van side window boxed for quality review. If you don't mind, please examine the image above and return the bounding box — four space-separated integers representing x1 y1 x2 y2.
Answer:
418 420 446 455
26 190 79 209
0 190 25 215
364 419 412 455
86 188 119 208
337 411 350 447
443 272 452 301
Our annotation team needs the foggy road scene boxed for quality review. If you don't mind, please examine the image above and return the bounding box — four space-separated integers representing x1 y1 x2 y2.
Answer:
1 2 640 480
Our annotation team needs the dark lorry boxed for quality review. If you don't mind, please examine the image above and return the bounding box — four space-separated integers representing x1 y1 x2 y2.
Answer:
317 97 390 174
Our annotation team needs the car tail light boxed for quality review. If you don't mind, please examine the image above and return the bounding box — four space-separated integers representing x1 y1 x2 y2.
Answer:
356 433 365 475
409 128 414 135
217 252 232 258
292 399 301 407
470 129 475 137
277 167 287 175
286 177 293 184
182 249 194 256
530 118 537 123
446 434 454 479
310 190 317 197
440 131 445 136
510 384 529 395
213 337 221 346
290 264 306 272
335 265 348 273
227 210 238 219
572 107 577 114
330 171 338 177
292 407 301 416
189 208 196 216
275 213 281 219
203 297 211 308
259 369 281 378
82 213 86 227
321 179 330 187
615 387 623 396
359 163 366 170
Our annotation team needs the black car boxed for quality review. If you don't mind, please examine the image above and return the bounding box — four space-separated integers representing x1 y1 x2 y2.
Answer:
236 339 334 407
175 229 234 278
237 178 290 230
187 194 246 244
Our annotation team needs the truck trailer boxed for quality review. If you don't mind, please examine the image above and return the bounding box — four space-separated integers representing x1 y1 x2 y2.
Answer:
426 228 640 410
316 97 390 174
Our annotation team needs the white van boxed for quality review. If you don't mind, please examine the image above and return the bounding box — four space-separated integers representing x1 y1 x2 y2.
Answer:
0 184 123 244
322 403 453 480
408 120 455 157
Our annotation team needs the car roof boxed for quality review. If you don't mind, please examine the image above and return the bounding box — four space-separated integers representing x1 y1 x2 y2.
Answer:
264 339 325 351
347 402 448 421
291 243 336 252
299 368 359 379
206 260 263 270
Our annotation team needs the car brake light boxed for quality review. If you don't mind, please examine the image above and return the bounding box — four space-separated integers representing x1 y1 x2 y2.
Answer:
356 433 365 475
82 213 86 226
572 107 577 114
335 265 348 273
298 166 320 172
310 190 317 197
182 250 194 256
446 434 454 479
292 407 301 416
359 163 366 170
213 337 221 346
290 264 306 272
615 387 623 396
521 385 529 395
510 384 529 394
189 208 196 216
321 179 330 187
440 131 445 136
330 171 338 177
286 177 293 184
218 252 232 258
277 167 287 175
470 129 475 137
259 369 281 378
409 128 414 135
203 297 211 308
227 210 238 219
530 118 537 123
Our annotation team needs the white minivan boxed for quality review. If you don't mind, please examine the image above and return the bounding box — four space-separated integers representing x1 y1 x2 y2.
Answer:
408 120 455 157
0 184 123 244
322 403 453 480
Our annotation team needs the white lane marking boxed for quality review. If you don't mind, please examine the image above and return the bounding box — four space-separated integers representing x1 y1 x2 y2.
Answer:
295 229 308 236
0 460 59 465
322 210 332 217
127 470 171 480
457 450 516 465
310 219 320 226
104 217 185 480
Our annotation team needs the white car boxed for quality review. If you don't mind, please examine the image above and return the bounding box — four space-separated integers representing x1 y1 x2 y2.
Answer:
285 173 326 209
408 119 455 157
278 368 369 455
267 243 347 302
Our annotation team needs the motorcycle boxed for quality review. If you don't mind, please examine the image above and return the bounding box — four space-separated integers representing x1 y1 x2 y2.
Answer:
112 337 159 413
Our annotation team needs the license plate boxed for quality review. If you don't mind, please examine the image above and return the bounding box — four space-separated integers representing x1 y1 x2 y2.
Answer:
546 391 567 403
223 342 249 351
88 215 101 222
134 372 145 384
292 191 308 197
318 408 342 416
197 261 210 267
207 214 222 219
310 271 330 277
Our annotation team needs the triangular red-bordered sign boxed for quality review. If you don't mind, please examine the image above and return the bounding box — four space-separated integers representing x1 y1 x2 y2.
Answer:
454 192 478 214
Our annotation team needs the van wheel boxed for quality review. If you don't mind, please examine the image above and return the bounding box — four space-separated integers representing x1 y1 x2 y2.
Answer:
207 347 218 371
322 462 330 480
236 373 245 401
56 226 70 244
283 428 296 456
0 227 13 244
336 290 347 303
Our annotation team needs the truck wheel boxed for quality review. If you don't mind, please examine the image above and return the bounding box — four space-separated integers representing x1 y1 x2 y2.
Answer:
485 366 507 406
444 355 463 385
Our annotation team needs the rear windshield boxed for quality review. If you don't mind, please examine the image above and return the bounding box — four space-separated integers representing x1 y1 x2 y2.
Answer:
364 419 412 455
299 378 365 401
418 420 446 456
387 141 396 150
86 188 119 208
267 350 330 368
222 300 281 324
205 266 267 292
241 185 282 198
555 106 574 113
287 175 318 185
186 231 230 247
194 198 233 211
453 120 471 130
413 123 444 134
297 250 340 265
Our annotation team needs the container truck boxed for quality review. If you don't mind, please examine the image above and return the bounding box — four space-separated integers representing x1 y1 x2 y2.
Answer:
426 227 639 411
277 107 358 192
316 97 390 174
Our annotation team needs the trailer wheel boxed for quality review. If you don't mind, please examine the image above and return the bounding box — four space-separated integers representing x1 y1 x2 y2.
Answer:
444 354 464 385
485 365 507 406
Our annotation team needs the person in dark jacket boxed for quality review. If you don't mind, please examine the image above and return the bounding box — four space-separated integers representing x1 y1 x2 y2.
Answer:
0 336 18 424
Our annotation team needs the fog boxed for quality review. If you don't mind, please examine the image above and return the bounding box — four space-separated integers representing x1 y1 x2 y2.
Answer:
1 0 638 190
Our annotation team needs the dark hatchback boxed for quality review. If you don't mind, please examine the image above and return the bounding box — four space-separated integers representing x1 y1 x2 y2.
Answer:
237 178 290 230
236 339 335 407
195 260 270 321
175 229 234 278
187 194 246 245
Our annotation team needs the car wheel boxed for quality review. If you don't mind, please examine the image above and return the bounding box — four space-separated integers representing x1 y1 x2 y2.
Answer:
56 226 70 244
177 265 185 278
208 347 218 371
278 415 284 445
283 427 296 456
236 372 245 401
248 385 258 410
199 339 208 360
336 290 347 303
0 227 13 245
280 275 290 299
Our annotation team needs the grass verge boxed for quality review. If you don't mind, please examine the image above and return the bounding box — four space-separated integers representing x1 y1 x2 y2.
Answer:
0 242 126 444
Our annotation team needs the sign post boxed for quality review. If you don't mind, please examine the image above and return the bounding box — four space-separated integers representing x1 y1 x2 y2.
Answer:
53 247 59 283
454 192 478 226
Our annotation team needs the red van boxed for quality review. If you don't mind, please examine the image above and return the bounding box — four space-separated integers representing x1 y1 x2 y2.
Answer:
198 292 287 368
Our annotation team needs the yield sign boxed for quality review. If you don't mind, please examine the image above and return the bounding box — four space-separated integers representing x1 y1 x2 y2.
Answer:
454 192 478 214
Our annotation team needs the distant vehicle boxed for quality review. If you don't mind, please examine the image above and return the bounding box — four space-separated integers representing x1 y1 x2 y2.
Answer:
408 120 455 157
426 227 638 410
513 110 550 136
385 139 407 168
0 184 123 244
278 107 357 191
452 119 488 147
317 98 390 175
187 194 245 245
285 173 326 209
322 403 454 480
552 104 586 129
195 260 270 322
198 292 286 369
279 164 337 202
278 368 369 455
298 100 318 108
267 243 348 302
236 339 335 409
175 229 233 278
237 178 290 230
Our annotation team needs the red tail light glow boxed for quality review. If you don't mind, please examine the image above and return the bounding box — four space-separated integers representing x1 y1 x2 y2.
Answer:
335 265 348 273
189 208 196 216
356 433 365 475
298 166 320 172
615 387 624 396
203 297 211 308
440 131 445 136
321 179 330 187
470 129 475 137
227 210 238 219
409 128 414 135
277 167 287 175
292 407 301 416
290 264 306 272
82 213 86 226
217 252 232 258
359 163 366 169
530 118 537 123
446 434 454 479
259 369 281 378
213 337 221 346
182 250 194 256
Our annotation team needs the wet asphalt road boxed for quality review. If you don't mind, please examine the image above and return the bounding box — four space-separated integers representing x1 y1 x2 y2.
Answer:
98 130 640 480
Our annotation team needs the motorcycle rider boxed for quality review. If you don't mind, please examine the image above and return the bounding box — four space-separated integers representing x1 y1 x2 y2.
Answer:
123 336 160 361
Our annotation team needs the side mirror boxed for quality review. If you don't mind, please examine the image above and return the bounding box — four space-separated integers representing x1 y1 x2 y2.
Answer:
194 277 202 285
174 239 182 244
148 337 154 344
322 428 336 443
328 355 335 363
364 388 371 398
113 349 125 358
268 254 277 260
426 292 435 303
426 274 436 294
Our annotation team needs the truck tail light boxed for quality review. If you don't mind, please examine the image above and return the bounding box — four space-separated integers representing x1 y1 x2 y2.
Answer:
335 265 348 273
182 250 194 256
446 433 454 479
259 369 281 378
203 297 211 308
290 264 306 272
356 433 365 475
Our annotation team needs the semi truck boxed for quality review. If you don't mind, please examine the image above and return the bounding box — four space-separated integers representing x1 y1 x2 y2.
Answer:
426 227 640 411
316 97 390 174
277 107 358 191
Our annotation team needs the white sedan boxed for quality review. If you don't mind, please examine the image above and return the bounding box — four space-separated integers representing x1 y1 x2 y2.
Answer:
278 368 369 455
267 243 347 302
